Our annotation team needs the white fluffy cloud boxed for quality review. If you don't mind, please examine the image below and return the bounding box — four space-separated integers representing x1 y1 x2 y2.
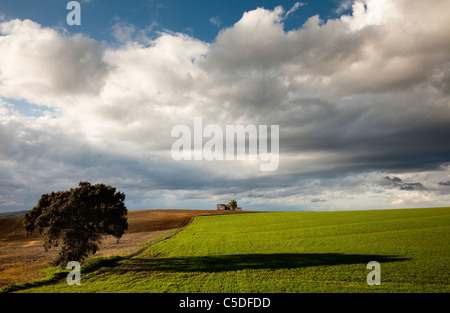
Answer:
1 0 450 211
0 19 109 106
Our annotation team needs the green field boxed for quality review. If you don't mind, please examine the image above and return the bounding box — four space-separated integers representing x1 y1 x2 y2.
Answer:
10 207 450 293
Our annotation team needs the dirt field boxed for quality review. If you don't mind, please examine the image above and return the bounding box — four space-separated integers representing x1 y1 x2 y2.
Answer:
0 209 245 289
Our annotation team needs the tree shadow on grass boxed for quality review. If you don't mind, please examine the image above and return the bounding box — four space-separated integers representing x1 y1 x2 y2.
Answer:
123 253 410 273
2 253 410 292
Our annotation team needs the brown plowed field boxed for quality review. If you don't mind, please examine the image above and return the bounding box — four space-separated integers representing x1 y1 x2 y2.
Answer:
0 209 247 289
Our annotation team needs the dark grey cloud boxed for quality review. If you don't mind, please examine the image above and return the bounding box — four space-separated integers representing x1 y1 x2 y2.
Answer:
274 94 450 179
311 198 327 203
384 176 426 191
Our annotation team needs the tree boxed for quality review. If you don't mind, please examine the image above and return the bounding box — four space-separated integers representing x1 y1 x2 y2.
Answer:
23 181 128 266
228 199 237 210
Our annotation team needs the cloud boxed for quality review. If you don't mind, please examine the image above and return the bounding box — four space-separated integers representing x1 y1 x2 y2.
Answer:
0 19 110 105
111 22 136 42
1 0 450 211
210 0 450 95
384 176 427 191
390 191 435 206
335 0 353 14
209 16 222 27
285 2 307 17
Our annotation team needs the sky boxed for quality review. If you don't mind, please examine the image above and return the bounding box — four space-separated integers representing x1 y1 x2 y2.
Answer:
0 0 450 212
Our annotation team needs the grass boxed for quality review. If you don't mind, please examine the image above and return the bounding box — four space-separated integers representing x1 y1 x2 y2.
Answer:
7 207 450 293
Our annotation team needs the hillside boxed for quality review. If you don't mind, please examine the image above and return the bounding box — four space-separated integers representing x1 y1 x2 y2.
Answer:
0 210 28 219
0 209 245 289
8 207 449 293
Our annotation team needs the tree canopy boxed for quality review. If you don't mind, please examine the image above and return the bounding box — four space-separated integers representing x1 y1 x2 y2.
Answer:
228 199 237 209
23 182 128 266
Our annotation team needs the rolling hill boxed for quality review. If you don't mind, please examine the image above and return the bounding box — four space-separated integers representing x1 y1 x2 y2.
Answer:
7 207 449 293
